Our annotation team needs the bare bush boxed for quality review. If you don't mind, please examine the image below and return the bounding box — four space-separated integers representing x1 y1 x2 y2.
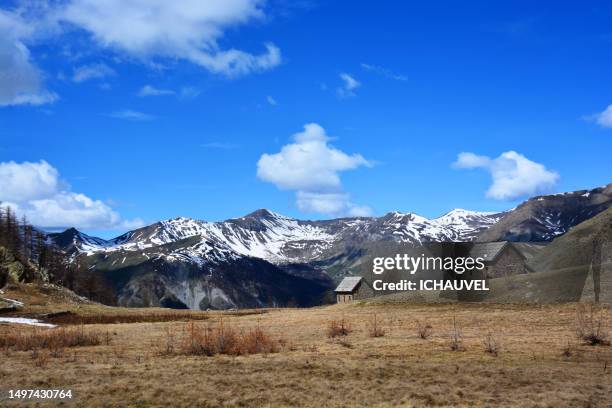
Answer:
561 342 573 358
575 303 610 346
483 332 499 356
368 314 385 338
167 320 281 357
416 320 432 340
0 326 103 352
449 317 464 351
328 316 352 338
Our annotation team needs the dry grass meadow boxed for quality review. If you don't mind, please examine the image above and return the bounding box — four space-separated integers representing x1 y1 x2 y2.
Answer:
1 287 611 407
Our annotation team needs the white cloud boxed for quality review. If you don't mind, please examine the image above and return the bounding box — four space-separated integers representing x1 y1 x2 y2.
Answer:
138 85 175 97
453 151 559 200
107 109 155 121
137 85 199 99
1 0 281 108
337 73 360 98
0 9 58 106
72 62 115 82
266 95 277 105
0 160 142 229
360 63 407 81
59 0 281 77
257 123 372 216
587 104 612 128
296 192 372 217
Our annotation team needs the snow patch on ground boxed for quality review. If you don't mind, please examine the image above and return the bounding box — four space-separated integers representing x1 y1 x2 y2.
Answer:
0 317 56 328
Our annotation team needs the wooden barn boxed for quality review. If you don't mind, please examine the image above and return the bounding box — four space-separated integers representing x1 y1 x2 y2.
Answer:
334 276 374 303
468 241 544 279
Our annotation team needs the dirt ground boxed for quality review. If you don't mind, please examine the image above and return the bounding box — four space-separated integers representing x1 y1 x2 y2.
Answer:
1 293 611 407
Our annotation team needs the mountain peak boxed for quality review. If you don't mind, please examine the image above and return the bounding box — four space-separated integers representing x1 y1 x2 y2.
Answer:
241 209 290 220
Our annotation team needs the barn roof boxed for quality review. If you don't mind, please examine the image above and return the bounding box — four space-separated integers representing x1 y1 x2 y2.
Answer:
334 276 362 293
469 242 509 263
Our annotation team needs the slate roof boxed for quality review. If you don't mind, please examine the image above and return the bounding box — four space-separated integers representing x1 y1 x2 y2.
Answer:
469 242 509 263
334 276 362 293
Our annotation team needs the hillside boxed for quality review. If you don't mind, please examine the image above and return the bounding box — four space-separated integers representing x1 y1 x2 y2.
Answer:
478 184 611 242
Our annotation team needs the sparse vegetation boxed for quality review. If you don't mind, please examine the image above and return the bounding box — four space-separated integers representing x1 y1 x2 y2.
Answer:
368 313 385 338
483 332 499 356
575 303 610 346
1 301 611 407
449 316 464 351
0 326 103 352
163 320 281 356
327 316 352 338
416 320 432 339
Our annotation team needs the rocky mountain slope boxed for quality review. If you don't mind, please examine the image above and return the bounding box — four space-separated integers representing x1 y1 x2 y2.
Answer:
53 208 505 264
477 207 612 303
48 208 502 309
478 184 611 242
46 184 611 309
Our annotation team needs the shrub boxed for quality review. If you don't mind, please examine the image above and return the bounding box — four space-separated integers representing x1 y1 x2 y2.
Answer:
483 332 499 356
327 317 352 338
449 317 464 351
575 303 610 346
416 320 432 340
0 326 103 352
368 314 385 338
168 320 281 357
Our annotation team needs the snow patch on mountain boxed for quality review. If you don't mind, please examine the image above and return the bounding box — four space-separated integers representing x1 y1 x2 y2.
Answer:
62 208 504 266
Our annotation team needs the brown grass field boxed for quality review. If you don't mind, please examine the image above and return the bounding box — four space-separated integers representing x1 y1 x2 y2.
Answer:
1 286 611 407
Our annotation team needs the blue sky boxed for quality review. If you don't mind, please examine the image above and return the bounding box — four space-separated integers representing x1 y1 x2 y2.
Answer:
0 1 611 238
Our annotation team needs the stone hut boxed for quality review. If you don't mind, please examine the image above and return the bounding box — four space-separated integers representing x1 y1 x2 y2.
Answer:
334 276 374 303
469 242 541 279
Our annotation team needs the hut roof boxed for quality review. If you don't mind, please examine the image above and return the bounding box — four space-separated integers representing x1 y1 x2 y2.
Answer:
469 242 509 263
334 276 362 293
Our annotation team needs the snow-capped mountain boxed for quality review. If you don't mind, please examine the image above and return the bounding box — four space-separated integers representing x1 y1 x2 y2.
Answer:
46 184 611 310
47 207 504 310
478 184 612 242
56 208 505 265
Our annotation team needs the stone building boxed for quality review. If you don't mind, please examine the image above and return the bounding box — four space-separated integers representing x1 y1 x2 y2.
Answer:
469 241 543 279
334 276 374 303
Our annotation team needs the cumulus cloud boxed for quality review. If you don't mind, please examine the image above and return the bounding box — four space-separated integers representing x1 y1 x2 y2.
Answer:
1 0 281 108
0 160 142 229
0 9 58 106
59 0 281 77
586 104 612 128
337 73 360 98
453 151 559 200
257 123 372 216
107 109 155 121
72 62 115 82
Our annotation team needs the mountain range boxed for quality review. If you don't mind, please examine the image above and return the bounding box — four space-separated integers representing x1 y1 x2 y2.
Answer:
48 183 611 309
